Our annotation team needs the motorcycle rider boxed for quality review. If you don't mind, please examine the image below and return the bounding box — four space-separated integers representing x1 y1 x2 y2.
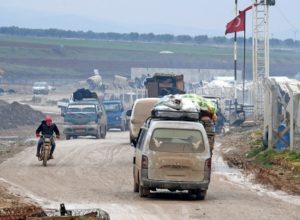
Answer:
36 115 60 159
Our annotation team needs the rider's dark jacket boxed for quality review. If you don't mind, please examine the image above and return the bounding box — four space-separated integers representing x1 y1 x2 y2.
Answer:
36 120 60 137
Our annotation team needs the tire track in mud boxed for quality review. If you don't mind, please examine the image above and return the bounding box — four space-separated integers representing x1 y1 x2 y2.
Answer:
99 142 128 167
50 134 134 203
88 138 133 201
54 138 116 201
80 146 117 194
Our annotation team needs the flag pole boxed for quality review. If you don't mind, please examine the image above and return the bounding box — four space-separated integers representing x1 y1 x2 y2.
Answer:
226 3 255 108
243 11 246 105
234 0 238 111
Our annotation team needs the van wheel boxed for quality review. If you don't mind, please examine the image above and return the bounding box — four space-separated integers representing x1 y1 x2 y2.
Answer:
139 180 150 197
134 180 139 193
66 135 70 140
195 189 206 200
133 169 139 193
101 126 106 139
95 128 101 139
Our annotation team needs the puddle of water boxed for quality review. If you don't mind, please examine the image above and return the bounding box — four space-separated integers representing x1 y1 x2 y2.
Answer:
213 142 300 206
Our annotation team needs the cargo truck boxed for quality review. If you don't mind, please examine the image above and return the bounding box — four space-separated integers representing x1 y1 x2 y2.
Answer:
143 73 185 98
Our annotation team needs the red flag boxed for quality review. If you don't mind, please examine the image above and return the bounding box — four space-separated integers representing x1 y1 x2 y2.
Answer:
225 11 245 35
225 3 257 35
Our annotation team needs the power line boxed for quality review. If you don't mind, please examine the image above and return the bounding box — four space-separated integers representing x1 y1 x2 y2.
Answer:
274 6 298 40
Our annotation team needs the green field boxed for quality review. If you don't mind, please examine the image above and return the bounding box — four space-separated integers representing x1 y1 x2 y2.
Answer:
0 35 299 82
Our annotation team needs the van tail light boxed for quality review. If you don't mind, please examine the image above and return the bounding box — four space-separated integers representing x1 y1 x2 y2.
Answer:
205 158 212 170
141 155 148 169
204 158 212 180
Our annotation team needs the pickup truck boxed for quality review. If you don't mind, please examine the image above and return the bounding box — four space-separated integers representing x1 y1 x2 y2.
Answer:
61 88 107 139
63 102 107 139
102 100 128 131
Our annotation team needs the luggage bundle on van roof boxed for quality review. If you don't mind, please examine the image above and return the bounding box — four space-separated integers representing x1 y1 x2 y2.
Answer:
72 88 98 101
151 94 218 121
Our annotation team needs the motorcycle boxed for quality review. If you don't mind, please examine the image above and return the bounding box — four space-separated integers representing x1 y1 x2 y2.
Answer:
38 135 53 167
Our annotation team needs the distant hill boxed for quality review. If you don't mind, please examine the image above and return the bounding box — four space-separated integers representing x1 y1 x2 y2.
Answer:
0 7 125 34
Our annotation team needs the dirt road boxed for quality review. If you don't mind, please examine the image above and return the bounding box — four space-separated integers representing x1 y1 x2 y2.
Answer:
0 131 299 220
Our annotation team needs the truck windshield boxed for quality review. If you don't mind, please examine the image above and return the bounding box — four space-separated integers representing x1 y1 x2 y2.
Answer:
64 105 97 124
67 105 96 113
150 128 205 153
67 107 81 113
103 103 120 112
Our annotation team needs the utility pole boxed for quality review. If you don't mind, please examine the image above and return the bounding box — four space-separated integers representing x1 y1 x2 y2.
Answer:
252 0 272 121
234 0 238 111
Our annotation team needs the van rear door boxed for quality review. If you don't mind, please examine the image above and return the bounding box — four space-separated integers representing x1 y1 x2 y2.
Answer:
147 128 208 182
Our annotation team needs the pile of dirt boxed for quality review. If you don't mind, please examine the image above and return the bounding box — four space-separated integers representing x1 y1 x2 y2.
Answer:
0 100 44 129
0 181 41 211
220 127 300 195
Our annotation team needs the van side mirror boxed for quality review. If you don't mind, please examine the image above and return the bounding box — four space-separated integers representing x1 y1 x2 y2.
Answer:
126 110 132 117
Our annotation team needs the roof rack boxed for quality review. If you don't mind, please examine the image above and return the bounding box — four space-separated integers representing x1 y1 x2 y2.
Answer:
144 109 200 126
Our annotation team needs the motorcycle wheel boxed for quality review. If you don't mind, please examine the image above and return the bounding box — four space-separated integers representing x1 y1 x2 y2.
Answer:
43 149 50 167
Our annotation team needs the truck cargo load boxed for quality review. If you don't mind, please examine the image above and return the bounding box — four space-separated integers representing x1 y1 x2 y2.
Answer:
152 94 217 153
144 73 185 97
72 88 98 101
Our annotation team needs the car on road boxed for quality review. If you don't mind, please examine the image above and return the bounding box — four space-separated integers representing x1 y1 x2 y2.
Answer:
32 81 49 95
132 113 212 199
127 98 159 144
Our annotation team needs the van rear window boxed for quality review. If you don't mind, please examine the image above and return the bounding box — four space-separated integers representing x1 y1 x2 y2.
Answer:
149 128 205 153
103 103 120 112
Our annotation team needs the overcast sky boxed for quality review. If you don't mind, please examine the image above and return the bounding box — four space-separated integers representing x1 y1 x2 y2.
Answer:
0 0 299 39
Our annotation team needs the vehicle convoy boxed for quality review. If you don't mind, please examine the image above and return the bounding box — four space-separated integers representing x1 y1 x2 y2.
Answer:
103 99 127 131
63 88 107 139
125 73 186 143
132 100 214 199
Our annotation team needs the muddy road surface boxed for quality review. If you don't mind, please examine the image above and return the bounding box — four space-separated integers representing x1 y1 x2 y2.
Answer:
0 132 299 220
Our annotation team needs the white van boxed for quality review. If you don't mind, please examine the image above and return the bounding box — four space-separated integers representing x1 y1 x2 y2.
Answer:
133 117 211 199
127 98 159 144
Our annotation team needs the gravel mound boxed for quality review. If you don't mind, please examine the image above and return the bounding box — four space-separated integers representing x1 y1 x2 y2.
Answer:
0 100 44 129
